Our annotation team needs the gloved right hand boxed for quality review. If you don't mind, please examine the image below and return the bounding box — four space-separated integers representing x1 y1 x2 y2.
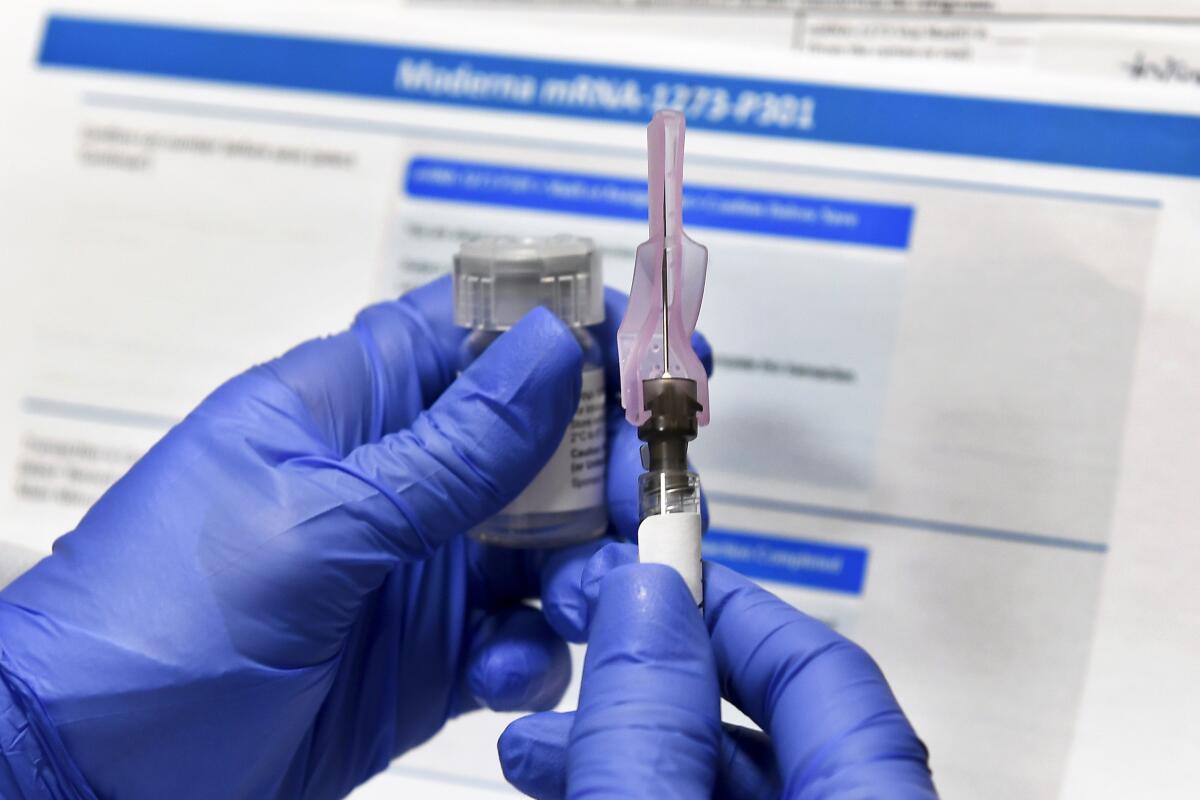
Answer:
502 543 939 799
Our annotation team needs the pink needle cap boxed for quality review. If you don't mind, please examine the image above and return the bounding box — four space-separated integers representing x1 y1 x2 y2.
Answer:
617 110 711 427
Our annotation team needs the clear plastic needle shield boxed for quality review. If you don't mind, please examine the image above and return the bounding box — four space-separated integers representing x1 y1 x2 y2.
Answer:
618 110 708 608
617 110 710 427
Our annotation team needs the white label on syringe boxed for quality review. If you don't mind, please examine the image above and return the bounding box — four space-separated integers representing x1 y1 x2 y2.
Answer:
638 512 703 606
504 367 606 515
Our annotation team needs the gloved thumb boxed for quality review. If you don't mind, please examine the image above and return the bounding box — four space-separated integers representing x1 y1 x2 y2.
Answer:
519 563 722 798
500 712 779 800
200 306 582 668
310 306 583 561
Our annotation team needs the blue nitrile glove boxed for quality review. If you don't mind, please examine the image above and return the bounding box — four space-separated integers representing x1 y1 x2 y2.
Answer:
0 277 707 800
501 543 938 799
506 562 724 798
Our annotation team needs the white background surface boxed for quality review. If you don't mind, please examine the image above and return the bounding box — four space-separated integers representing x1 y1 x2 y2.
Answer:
2 2 1200 797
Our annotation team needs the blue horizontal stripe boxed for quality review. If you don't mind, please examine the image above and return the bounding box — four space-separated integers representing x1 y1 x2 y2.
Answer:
704 529 868 594
23 396 177 430
39 15 1200 178
406 157 913 247
707 490 1108 554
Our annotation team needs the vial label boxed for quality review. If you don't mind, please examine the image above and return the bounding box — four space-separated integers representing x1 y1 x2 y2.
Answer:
503 367 606 515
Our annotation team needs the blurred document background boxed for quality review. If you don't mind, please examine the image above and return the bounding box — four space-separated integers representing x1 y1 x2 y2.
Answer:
414 0 1200 84
1 1 1199 798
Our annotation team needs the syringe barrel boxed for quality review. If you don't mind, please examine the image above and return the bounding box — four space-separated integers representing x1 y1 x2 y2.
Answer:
639 470 701 519
637 471 703 606
636 378 705 607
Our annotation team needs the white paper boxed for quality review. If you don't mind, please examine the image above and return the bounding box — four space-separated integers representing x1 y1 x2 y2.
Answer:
414 0 1200 87
2 2 1199 798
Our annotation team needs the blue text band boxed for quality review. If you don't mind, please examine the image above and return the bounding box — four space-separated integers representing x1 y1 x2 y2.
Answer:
406 157 914 248
38 15 1200 178
703 529 869 595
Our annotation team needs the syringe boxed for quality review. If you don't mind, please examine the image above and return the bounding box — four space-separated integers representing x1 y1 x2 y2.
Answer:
616 110 710 607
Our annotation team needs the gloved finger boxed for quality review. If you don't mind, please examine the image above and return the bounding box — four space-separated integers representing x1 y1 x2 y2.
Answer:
455 306 698 613
703 561 935 797
531 541 640 645
720 723 782 799
265 275 464 455
579 541 639 612
460 605 572 714
574 545 932 795
295 306 583 564
464 534 616 636
464 531 640 646
500 713 779 800
694 330 714 378
499 710 572 800
538 536 616 643
567 563 722 798
596 288 630 402
604 413 643 541
540 537 636 643
463 539 546 611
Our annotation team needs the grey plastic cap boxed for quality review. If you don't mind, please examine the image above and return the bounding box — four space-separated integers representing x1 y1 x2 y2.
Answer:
454 235 605 330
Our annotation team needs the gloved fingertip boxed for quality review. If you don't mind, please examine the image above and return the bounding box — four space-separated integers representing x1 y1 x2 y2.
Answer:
522 304 580 346
462 304 584 410
717 724 782 800
570 562 721 797
605 422 642 541
692 330 714 377
594 562 705 631
468 610 571 713
540 538 613 642
506 306 585 406
603 286 630 317
580 542 638 611
399 272 453 309
499 712 572 800
349 304 585 557
540 591 588 645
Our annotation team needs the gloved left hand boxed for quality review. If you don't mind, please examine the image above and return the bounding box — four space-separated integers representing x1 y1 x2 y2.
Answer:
0 277 652 800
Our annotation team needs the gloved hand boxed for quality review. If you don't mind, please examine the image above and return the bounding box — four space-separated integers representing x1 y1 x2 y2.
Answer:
503 560 725 799
502 543 939 799
0 277 697 800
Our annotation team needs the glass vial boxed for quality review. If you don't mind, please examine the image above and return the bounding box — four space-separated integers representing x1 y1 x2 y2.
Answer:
454 235 608 548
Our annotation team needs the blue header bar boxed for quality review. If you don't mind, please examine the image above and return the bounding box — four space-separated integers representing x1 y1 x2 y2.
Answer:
703 529 869 595
406 157 913 248
39 15 1200 178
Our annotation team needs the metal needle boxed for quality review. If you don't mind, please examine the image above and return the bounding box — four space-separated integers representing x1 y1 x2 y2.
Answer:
661 188 670 378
